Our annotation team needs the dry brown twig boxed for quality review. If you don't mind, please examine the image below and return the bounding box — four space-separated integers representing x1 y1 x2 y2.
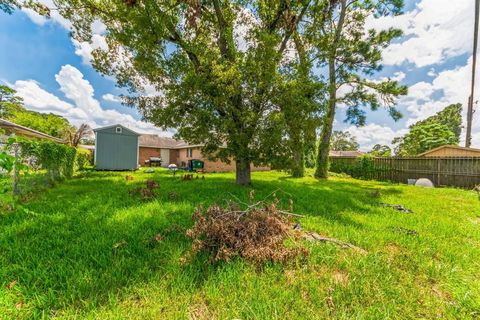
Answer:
185 190 366 265
303 232 368 254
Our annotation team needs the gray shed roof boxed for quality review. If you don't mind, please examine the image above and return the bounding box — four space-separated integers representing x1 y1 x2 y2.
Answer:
94 124 140 135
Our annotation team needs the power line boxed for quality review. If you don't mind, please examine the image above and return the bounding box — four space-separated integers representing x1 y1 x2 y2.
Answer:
466 0 480 147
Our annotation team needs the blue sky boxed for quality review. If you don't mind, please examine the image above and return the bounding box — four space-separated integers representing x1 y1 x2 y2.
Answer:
0 0 478 150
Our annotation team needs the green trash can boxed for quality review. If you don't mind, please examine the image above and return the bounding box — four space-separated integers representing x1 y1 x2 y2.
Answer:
188 159 204 171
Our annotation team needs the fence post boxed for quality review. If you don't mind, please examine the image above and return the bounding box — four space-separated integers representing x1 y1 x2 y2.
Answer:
437 158 441 186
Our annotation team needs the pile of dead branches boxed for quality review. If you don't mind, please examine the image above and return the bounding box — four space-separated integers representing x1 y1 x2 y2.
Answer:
186 193 307 264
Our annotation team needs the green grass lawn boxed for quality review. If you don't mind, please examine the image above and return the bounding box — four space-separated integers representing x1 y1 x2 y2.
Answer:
1 169 479 319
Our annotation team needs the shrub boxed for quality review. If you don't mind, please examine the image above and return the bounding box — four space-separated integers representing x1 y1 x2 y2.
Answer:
19 140 77 181
63 146 76 179
76 148 92 171
330 154 376 180
186 200 308 264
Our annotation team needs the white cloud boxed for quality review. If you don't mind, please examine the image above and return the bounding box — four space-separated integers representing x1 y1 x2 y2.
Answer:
72 34 108 65
13 80 89 124
345 124 408 151
343 54 480 151
21 0 72 30
21 8 47 25
391 71 406 82
13 65 172 136
102 93 121 103
367 0 474 67
21 0 108 66
378 71 406 83
396 55 480 146
427 68 437 77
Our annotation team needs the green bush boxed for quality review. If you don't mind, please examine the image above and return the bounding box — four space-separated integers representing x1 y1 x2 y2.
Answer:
330 155 376 180
64 147 76 179
19 140 77 181
76 148 92 171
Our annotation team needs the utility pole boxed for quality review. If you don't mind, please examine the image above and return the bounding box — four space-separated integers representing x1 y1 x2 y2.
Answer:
466 0 480 147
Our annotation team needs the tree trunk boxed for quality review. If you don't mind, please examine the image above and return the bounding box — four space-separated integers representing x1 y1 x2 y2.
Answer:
315 58 337 179
235 158 251 185
291 141 305 178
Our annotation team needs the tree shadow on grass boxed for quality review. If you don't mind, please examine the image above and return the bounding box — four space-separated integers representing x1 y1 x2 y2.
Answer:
0 170 405 317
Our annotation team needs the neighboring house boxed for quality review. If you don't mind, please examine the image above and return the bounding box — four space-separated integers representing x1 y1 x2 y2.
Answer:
418 145 480 157
138 133 269 172
138 134 180 167
0 118 65 143
94 124 140 170
329 150 365 158
94 124 269 172
170 143 243 172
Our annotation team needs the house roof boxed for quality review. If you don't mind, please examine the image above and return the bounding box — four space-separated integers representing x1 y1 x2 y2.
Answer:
172 142 205 149
329 150 365 158
0 118 65 143
417 145 480 157
138 134 183 148
93 124 140 135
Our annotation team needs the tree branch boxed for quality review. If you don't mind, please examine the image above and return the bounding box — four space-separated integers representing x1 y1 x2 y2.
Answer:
212 0 234 60
278 2 309 55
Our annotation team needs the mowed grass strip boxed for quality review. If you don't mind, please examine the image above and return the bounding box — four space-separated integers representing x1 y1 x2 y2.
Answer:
0 169 479 319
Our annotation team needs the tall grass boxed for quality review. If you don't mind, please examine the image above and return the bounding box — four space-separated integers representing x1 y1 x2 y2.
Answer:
0 169 479 319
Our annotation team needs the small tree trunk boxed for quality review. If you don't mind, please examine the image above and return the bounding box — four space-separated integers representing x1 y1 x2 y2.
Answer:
13 143 19 195
235 158 251 186
291 146 305 178
315 57 337 179
315 107 335 179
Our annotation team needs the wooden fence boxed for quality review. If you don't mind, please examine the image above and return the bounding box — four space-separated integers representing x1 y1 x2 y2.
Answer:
330 156 480 189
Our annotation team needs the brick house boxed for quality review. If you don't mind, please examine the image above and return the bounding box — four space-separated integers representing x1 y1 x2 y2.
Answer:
138 134 269 172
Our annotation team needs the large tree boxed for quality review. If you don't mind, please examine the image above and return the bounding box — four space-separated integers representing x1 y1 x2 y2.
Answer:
330 130 359 151
25 0 322 185
393 104 463 156
309 0 407 178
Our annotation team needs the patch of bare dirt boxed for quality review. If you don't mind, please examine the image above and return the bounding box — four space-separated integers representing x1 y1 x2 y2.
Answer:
188 300 216 320
383 243 402 262
332 270 349 287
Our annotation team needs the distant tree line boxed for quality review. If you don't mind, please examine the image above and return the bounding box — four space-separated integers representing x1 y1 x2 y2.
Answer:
0 85 93 147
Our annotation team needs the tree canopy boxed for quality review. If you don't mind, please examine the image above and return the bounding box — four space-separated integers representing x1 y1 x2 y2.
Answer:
330 131 359 151
369 144 391 157
393 104 462 156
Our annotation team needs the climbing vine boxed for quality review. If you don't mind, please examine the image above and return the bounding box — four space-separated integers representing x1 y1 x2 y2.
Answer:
19 140 77 181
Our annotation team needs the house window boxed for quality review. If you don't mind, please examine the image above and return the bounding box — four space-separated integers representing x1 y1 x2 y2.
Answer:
186 148 193 158
115 126 122 134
